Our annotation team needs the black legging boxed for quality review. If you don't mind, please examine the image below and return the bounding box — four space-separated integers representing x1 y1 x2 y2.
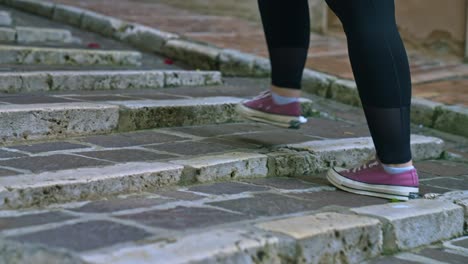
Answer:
259 0 412 164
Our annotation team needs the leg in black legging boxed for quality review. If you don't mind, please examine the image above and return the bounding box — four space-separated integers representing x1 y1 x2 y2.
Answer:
258 0 310 90
326 0 412 164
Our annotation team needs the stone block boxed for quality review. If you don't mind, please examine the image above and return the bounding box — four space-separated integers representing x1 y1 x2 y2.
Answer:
164 71 222 87
163 39 221 70
0 28 16 42
82 229 282 264
0 45 142 66
0 103 119 142
329 79 362 107
0 162 183 209
257 212 382 263
9 0 54 18
118 24 179 53
52 4 85 26
15 27 74 44
171 152 268 183
219 49 270 77
433 104 468 138
410 98 442 127
115 97 243 131
351 200 464 251
0 239 86 264
81 11 127 38
50 70 164 91
0 11 12 26
302 69 335 97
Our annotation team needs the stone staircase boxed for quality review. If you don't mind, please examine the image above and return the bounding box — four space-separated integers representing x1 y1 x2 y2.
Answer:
0 2 466 264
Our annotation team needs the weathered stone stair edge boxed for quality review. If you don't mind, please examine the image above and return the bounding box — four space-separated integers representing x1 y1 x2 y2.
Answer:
0 45 142 66
0 70 223 93
1 197 464 264
0 135 443 210
80 198 465 264
0 26 78 44
0 97 319 143
2 0 465 137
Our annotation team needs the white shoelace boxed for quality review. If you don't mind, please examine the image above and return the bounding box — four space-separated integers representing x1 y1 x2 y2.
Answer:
347 160 380 173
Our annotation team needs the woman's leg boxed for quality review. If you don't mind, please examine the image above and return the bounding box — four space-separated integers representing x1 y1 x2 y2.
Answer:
326 0 419 200
236 0 310 129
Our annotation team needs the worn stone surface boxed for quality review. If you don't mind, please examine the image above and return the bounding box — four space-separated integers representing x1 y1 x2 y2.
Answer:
208 193 324 217
70 197 172 213
164 70 222 87
52 4 85 26
15 27 75 44
410 98 442 127
163 39 221 70
78 149 176 163
171 122 275 137
413 248 468 264
329 79 362 107
302 69 335 97
10 220 152 252
50 71 165 91
117 206 248 230
81 229 281 264
0 45 142 66
434 105 468 138
0 103 119 142
0 95 74 104
351 200 464 251
119 24 179 53
8 141 90 154
79 130 188 148
0 154 111 173
219 49 270 77
0 212 75 231
241 177 320 190
285 135 444 171
290 190 388 208
0 27 16 42
115 97 243 131
257 212 382 264
145 140 237 156
0 168 20 177
0 11 12 26
171 152 268 183
155 190 206 201
8 0 55 18
0 238 86 264
0 162 184 209
188 182 268 195
0 149 28 159
80 11 127 38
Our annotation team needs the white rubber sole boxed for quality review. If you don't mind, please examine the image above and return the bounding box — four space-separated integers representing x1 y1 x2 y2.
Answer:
327 168 419 201
236 103 306 129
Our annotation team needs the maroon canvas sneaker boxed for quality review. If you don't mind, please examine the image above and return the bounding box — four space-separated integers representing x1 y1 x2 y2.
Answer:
236 91 307 129
327 159 419 201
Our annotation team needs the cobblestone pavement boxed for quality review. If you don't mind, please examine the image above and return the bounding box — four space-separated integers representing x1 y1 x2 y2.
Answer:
51 0 468 106
0 1 467 263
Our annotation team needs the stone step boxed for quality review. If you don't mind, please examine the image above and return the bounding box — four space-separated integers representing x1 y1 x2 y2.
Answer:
0 45 141 66
0 134 443 209
0 96 316 142
0 70 222 93
0 26 80 44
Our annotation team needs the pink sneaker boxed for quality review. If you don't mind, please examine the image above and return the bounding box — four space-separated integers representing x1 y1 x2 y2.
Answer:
327 159 419 201
236 91 307 129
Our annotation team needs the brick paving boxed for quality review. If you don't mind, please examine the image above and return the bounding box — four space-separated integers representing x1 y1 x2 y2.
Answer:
51 0 468 106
